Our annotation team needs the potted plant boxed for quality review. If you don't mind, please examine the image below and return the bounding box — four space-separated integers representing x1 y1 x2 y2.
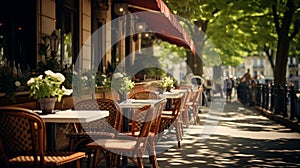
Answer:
158 76 174 92
111 72 135 101
27 70 73 114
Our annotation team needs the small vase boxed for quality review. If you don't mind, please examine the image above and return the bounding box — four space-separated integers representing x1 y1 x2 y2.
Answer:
119 93 128 102
166 86 172 92
38 97 58 115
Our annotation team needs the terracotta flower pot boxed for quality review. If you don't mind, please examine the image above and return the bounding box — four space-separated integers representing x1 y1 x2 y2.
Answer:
38 97 57 115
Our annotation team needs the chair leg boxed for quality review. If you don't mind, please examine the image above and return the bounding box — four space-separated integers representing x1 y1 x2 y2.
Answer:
137 157 144 168
192 106 200 125
148 139 159 167
105 153 111 167
152 155 159 168
175 120 183 148
68 137 75 152
93 149 99 168
86 148 93 168
178 141 181 148
76 159 81 168
183 109 190 128
111 153 120 168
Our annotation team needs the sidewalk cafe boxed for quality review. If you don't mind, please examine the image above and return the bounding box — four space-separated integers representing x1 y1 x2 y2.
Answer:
0 0 207 167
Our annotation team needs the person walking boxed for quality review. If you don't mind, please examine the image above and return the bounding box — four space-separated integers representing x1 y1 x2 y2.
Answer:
240 69 253 84
240 69 256 106
226 75 233 102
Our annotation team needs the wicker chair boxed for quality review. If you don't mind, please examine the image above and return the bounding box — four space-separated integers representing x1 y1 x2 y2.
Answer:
130 91 159 100
116 98 166 168
86 101 163 168
160 91 189 148
186 86 203 125
0 106 85 168
67 98 122 152
179 85 193 128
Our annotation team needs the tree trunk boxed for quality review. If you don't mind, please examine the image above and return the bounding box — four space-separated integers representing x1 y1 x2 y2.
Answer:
186 51 194 74
186 50 204 76
272 0 296 87
186 20 207 76
274 36 290 87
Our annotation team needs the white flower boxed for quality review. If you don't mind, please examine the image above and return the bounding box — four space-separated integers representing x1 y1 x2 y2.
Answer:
27 78 35 86
55 72 65 82
15 81 21 87
62 86 73 96
27 69 70 102
45 70 56 77
81 76 88 81
159 76 174 88
113 72 123 78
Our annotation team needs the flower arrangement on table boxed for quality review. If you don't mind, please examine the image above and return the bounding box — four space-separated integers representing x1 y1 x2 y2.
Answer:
27 70 73 102
96 73 109 87
158 76 174 91
111 72 135 100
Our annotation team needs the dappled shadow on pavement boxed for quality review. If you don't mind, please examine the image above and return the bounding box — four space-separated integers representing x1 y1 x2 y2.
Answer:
153 98 300 168
156 134 300 168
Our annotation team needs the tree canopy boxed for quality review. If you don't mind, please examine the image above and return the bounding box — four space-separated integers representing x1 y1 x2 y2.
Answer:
164 0 300 86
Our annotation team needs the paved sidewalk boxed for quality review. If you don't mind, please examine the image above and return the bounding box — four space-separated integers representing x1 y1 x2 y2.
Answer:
151 97 300 167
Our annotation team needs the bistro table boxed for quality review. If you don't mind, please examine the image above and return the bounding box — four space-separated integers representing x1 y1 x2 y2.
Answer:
34 110 109 151
119 98 166 131
162 91 183 98
161 91 184 110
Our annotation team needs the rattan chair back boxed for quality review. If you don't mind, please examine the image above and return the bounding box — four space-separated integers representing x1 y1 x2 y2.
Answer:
130 91 159 100
73 98 122 132
0 106 85 168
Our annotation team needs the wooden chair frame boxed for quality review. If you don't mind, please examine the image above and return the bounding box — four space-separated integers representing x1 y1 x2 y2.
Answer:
67 98 123 152
0 106 85 168
86 99 164 168
160 92 189 148
130 91 159 100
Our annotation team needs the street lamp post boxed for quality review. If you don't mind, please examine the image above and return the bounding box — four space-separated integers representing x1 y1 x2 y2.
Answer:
50 30 59 60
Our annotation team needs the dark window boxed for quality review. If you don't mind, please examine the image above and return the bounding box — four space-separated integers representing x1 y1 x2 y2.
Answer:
0 0 36 70
56 0 79 68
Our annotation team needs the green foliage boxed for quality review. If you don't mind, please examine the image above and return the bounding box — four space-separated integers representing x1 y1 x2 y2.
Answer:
0 65 31 99
37 35 61 74
106 62 118 76
158 76 174 88
165 0 300 73
62 71 73 89
37 57 61 74
38 36 50 57
27 70 72 102
95 73 109 87
111 73 135 94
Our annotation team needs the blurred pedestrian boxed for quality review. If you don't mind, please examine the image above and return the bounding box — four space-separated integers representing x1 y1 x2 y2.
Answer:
240 69 256 106
215 79 223 98
226 75 233 102
240 69 253 85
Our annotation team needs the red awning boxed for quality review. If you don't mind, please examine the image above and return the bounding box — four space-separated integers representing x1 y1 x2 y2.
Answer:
123 0 196 54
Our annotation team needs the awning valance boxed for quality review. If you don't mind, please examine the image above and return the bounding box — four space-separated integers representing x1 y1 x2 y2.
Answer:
122 0 196 54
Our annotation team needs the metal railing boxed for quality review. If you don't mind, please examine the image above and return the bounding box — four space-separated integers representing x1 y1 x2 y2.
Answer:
237 83 300 122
